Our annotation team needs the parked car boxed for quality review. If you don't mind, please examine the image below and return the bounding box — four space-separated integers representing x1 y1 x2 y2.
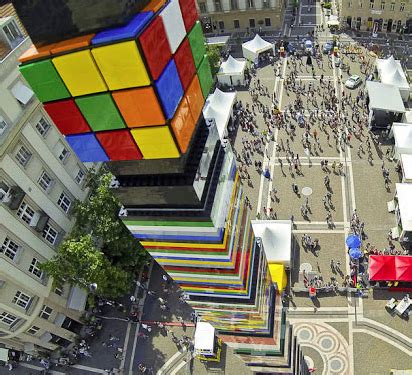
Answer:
345 75 362 89
323 41 334 54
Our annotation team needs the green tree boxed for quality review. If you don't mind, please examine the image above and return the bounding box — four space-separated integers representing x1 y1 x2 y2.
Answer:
206 44 221 77
42 168 149 299
41 235 131 298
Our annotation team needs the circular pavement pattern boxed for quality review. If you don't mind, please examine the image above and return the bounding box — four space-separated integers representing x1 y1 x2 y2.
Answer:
293 322 351 375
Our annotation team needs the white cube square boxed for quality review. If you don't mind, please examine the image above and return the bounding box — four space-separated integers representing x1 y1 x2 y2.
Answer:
160 0 186 54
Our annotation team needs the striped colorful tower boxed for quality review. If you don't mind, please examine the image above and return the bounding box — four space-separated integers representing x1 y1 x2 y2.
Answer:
15 0 290 367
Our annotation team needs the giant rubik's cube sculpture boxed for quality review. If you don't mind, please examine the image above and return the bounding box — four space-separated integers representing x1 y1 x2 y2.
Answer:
16 0 286 366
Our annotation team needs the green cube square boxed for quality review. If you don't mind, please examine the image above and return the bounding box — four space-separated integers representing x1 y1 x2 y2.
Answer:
19 60 70 103
197 56 214 98
188 21 206 69
75 93 125 132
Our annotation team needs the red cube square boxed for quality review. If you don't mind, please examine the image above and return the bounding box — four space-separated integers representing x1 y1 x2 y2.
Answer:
44 99 90 135
174 38 196 92
96 130 143 161
179 0 198 32
138 16 172 80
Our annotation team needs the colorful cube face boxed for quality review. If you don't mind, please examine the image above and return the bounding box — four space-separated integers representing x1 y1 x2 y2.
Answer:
171 97 195 153
19 2 213 163
66 133 109 162
131 126 180 159
20 60 70 102
44 99 90 135
52 50 107 96
75 94 125 132
174 38 196 92
112 87 166 128
188 21 206 69
155 59 183 120
96 130 143 161
139 16 172 80
91 41 150 90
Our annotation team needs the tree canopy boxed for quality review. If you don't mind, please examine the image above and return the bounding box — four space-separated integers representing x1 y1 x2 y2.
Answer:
42 168 149 298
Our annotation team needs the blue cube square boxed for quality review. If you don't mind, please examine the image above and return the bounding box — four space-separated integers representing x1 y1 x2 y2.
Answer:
66 133 109 162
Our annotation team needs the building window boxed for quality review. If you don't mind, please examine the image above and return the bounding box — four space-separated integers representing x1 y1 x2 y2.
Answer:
390 2 395 10
0 115 8 135
214 0 222 11
12 291 31 309
17 201 35 225
380 1 385 8
27 326 40 335
199 2 207 12
54 287 64 296
15 145 32 167
231 0 238 10
400 2 405 11
39 305 53 320
249 18 256 27
349 0 352 6
2 20 23 48
29 258 43 279
74 169 85 185
42 223 58 245
265 18 271 26
1 237 20 261
218 21 225 30
369 0 374 8
234 19 240 28
0 311 18 326
247 0 255 8
58 192 71 213
35 118 51 137
38 171 53 192
58 147 70 163
359 0 363 7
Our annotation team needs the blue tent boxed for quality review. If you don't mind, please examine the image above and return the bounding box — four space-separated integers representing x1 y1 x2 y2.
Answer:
346 234 361 249
349 247 363 260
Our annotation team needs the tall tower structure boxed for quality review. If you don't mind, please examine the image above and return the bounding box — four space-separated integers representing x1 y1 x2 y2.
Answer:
13 0 303 371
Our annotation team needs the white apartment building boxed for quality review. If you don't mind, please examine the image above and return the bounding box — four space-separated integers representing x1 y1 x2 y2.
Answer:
0 4 93 354
197 0 284 33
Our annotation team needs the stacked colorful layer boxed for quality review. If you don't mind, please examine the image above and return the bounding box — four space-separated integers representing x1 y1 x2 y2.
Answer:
18 0 213 162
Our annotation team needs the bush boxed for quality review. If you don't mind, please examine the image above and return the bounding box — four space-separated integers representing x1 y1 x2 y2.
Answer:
322 2 332 9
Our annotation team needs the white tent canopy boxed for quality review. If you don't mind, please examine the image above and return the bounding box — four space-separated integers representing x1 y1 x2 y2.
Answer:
194 322 215 354
366 81 405 113
393 123 412 158
203 88 236 141
217 55 246 86
402 110 412 123
400 154 412 182
376 56 410 101
242 34 273 61
396 183 412 231
251 220 292 267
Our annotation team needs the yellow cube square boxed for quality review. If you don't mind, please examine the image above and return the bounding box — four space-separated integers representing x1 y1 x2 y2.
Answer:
92 41 150 90
52 50 107 96
131 126 180 159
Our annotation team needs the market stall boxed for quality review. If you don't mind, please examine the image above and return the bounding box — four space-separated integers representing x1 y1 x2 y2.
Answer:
400 154 412 182
203 88 237 141
217 55 246 86
376 56 410 102
392 123 412 159
366 81 405 130
394 183 412 243
242 34 273 62
369 255 412 283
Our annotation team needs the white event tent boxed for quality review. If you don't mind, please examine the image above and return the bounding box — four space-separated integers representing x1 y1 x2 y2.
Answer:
392 122 412 159
376 56 410 101
395 183 412 241
366 81 406 114
194 322 215 355
251 220 292 267
217 55 246 86
242 34 273 61
203 88 237 141
400 154 412 182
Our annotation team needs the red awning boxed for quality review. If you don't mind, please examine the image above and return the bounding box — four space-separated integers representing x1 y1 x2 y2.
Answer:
369 255 396 281
395 256 412 282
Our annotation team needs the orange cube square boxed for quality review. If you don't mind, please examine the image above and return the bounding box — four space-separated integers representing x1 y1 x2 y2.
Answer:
170 97 195 153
